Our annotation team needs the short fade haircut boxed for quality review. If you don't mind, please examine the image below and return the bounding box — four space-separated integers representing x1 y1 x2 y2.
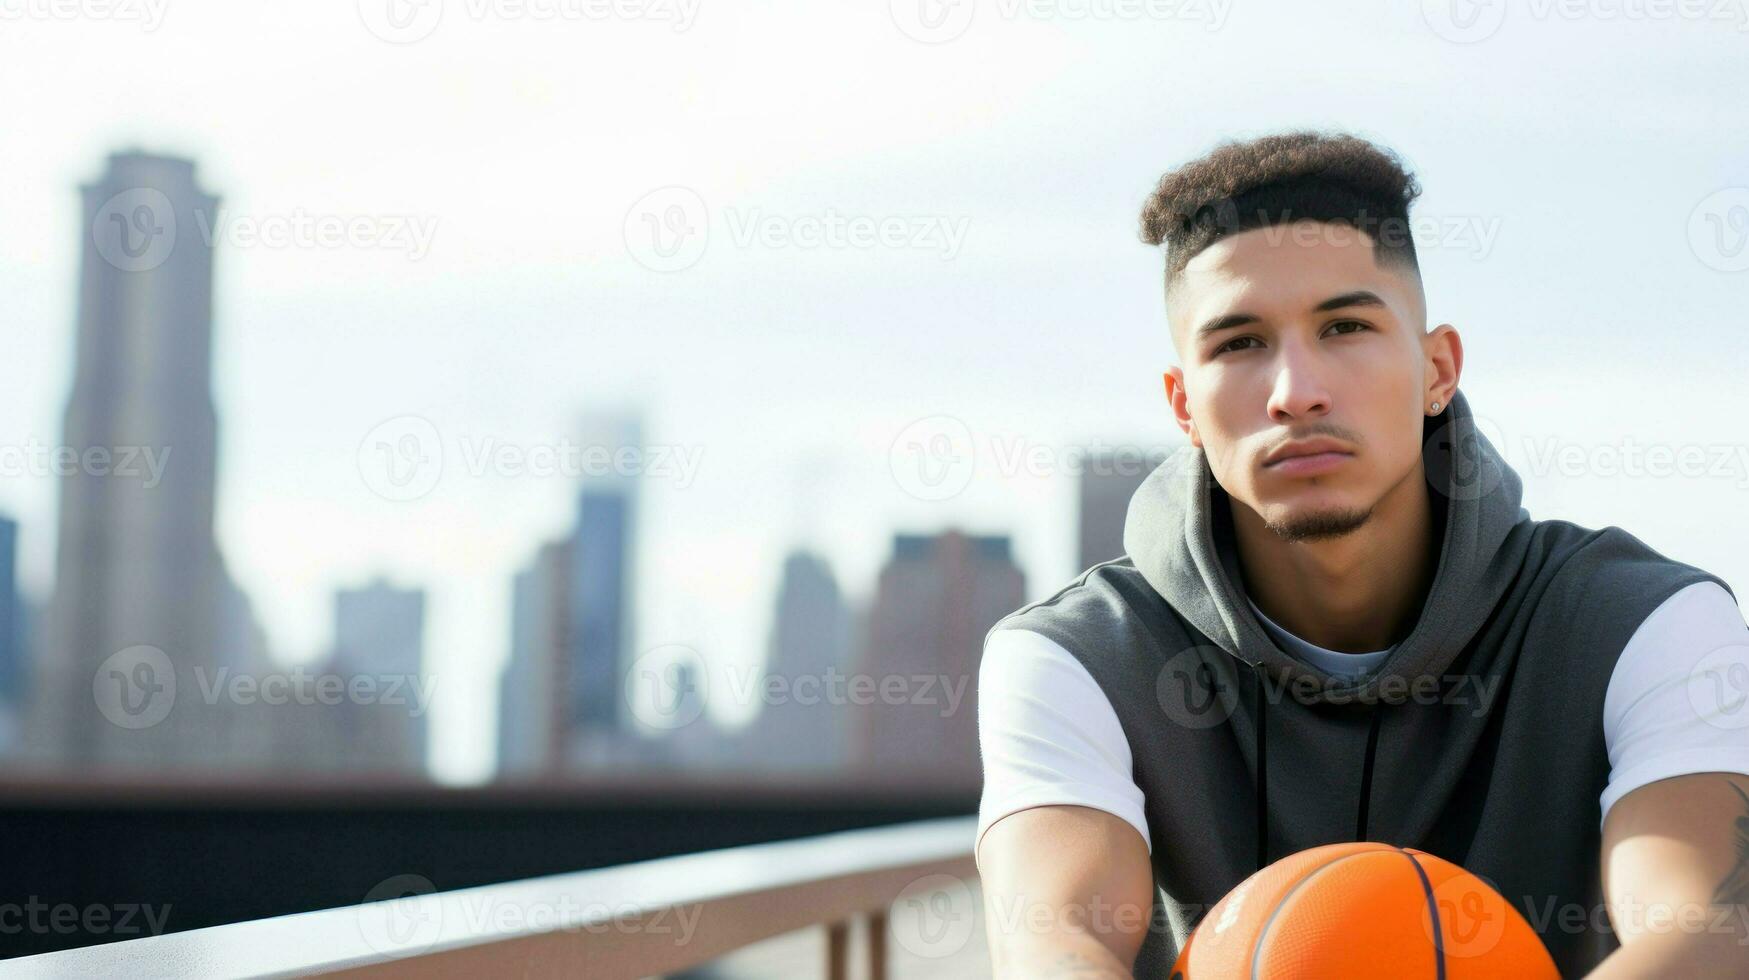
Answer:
1138 130 1424 300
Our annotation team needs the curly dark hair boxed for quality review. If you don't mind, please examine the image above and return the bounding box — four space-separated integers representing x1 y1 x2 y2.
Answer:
1138 130 1424 296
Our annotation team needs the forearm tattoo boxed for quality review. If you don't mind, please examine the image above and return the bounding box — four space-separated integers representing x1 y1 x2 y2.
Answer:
1711 781 1749 910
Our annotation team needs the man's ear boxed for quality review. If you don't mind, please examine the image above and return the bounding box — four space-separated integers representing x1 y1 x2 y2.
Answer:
1422 324 1463 408
1162 367 1201 448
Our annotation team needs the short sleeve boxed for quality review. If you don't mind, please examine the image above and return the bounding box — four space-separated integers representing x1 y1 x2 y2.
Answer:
1599 581 1749 828
975 627 1151 868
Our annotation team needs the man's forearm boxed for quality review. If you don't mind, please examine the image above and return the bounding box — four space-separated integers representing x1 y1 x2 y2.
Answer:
992 927 1137 979
1583 929 1749 978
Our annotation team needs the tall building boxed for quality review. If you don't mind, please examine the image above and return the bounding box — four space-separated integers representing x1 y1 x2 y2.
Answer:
568 414 641 741
1077 447 1170 573
497 412 646 775
0 516 21 707
855 530 1024 785
0 516 24 754
334 580 425 679
498 539 572 776
32 151 267 768
331 579 428 771
747 549 851 772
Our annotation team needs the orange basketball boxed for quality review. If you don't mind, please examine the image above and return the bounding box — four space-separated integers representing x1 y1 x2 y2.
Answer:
1170 842 1559 979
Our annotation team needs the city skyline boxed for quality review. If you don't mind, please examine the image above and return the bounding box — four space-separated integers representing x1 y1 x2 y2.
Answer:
9 150 1159 783
6 7 1744 780
8 138 1747 783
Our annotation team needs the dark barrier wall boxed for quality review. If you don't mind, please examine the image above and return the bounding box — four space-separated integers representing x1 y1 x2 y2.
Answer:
0 774 978 959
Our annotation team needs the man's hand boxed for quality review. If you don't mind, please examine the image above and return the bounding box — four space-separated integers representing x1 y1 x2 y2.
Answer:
975 803 1155 978
1586 771 1749 977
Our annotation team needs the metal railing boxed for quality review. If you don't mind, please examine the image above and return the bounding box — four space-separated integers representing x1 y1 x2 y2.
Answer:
6 815 979 979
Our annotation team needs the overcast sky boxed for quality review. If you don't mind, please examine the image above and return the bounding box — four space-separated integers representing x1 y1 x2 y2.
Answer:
4 0 1746 781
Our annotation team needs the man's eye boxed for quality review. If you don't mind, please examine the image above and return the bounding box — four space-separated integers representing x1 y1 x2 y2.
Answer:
1212 337 1260 356
1327 320 1369 335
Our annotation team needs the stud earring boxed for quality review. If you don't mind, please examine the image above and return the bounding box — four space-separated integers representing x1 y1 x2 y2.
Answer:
1430 401 1441 413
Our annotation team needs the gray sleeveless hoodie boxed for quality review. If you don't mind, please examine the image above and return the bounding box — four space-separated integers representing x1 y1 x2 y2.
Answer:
984 388 1734 977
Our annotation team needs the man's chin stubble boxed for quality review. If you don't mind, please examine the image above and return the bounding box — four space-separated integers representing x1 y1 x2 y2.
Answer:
1263 504 1375 543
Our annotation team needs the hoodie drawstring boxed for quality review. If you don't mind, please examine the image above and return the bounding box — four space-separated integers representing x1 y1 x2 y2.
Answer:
1355 701 1385 841
1250 662 1269 870
1251 660 1390 873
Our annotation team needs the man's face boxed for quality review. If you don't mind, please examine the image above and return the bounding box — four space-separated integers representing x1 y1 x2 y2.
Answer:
1165 220 1434 542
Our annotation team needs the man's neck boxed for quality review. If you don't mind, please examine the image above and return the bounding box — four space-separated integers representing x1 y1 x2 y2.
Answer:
1229 464 1438 654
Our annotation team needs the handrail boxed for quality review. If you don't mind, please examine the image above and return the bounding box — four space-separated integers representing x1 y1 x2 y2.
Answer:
7 815 979 979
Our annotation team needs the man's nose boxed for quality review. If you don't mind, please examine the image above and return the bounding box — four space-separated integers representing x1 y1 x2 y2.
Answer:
1265 348 1333 422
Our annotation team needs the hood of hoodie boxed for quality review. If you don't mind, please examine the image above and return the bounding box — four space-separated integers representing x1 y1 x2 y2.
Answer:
1122 387 1534 707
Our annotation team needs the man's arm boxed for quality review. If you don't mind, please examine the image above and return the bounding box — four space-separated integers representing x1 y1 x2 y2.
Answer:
976 803 1155 979
1585 772 1749 978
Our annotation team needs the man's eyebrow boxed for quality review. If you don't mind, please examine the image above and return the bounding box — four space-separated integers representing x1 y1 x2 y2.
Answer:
1312 290 1389 314
1193 290 1389 340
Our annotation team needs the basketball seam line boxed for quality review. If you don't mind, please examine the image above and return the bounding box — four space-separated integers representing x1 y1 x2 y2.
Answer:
1248 845 1395 980
1396 846 1448 980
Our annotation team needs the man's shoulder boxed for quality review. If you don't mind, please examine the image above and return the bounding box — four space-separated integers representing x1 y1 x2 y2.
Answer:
1524 516 1734 606
984 556 1182 673
988 555 1157 634
1514 517 1737 676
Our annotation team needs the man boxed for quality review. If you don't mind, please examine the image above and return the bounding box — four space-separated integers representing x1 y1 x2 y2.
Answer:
973 131 1749 978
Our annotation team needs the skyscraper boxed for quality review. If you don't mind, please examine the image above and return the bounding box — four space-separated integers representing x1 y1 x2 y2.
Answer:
748 549 851 772
855 530 1024 785
498 539 572 776
332 579 429 771
498 411 646 776
334 580 425 678
568 414 641 743
32 151 266 767
0 516 21 707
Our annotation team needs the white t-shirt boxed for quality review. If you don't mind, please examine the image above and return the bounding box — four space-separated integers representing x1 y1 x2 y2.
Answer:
975 581 1749 861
